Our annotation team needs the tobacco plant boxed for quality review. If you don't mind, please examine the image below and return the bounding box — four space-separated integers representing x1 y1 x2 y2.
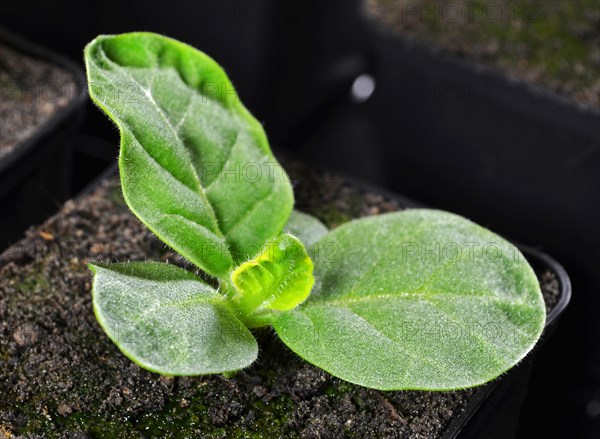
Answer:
84 32 545 390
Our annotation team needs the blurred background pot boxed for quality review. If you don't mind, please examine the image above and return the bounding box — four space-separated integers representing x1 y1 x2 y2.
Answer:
0 29 87 251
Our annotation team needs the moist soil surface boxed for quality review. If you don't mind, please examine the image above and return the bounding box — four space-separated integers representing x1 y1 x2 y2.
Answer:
366 0 600 109
0 160 559 438
0 41 76 159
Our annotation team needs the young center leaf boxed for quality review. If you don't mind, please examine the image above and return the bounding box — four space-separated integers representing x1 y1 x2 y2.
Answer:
283 210 329 248
84 33 293 278
231 233 315 327
90 262 258 375
274 209 546 390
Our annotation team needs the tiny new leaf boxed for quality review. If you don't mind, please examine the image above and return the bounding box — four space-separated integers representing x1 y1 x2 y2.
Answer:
231 233 315 326
283 210 329 248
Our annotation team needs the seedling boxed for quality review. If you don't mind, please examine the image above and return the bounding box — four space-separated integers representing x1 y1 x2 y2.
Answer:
85 32 545 391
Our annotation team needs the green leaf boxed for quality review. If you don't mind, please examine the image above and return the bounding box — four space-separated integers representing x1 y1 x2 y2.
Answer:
283 210 329 248
274 209 546 390
231 234 314 326
90 261 258 375
84 33 293 278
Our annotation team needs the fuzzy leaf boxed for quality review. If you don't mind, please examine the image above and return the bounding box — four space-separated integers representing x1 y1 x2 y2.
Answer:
90 262 257 375
231 234 314 323
84 33 293 278
283 210 329 248
274 209 546 390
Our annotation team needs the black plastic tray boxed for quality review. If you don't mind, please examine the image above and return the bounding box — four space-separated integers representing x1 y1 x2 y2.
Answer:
0 28 87 250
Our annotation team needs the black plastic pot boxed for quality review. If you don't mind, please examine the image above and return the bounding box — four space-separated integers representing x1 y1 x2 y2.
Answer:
331 168 572 438
0 29 87 251
83 155 571 438
361 12 599 279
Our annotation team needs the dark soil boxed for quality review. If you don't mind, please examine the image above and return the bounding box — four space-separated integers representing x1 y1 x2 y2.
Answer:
0 161 560 438
366 0 600 109
0 42 76 158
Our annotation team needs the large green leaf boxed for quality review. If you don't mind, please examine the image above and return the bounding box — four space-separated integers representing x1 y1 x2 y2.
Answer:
231 233 314 326
90 262 257 375
84 33 293 278
274 209 546 390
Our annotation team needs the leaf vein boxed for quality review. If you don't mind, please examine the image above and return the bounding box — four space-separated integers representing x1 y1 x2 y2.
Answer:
224 187 275 235
341 307 449 376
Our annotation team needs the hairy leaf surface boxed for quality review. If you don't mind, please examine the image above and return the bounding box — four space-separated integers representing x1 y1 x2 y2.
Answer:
274 209 546 390
231 234 315 323
85 33 293 277
90 262 257 375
